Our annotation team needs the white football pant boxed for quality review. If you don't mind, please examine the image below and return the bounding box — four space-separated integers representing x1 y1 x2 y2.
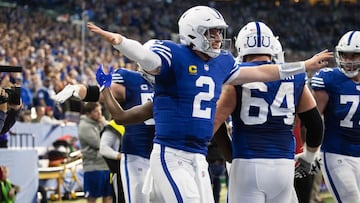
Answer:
149 143 214 203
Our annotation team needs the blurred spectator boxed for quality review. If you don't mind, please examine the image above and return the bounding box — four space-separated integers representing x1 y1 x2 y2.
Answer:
14 75 33 110
33 77 55 108
0 88 22 148
39 106 66 125
0 165 20 202
0 49 6 65
78 102 112 203
33 77 65 119
18 109 32 122
31 106 46 123
31 105 45 123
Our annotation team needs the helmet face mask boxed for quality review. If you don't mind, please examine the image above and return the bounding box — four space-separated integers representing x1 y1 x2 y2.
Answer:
138 67 155 86
178 6 230 58
335 31 360 78
235 21 276 62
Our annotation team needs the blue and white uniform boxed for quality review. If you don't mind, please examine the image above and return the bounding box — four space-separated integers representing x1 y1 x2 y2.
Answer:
112 68 155 203
148 40 239 203
229 61 306 203
311 68 360 202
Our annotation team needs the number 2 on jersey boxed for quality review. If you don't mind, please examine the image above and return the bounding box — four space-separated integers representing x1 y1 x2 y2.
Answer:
193 76 215 119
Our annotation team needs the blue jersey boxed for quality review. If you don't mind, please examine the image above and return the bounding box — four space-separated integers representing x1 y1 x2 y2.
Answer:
311 68 360 157
231 61 306 159
112 68 155 159
149 40 239 155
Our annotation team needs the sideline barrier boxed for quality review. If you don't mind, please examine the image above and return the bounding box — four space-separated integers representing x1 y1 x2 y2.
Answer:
10 122 78 147
9 133 34 148
2 122 81 202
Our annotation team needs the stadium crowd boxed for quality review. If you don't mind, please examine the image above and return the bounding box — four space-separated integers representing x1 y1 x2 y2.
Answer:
0 1 358 202
0 0 359 119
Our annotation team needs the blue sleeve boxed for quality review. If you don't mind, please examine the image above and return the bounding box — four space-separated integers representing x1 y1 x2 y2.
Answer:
112 68 127 84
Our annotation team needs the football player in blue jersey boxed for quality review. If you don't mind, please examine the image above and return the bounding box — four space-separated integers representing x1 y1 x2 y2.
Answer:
87 5 332 202
213 21 324 203
54 66 155 203
108 67 155 203
274 36 316 203
311 31 360 203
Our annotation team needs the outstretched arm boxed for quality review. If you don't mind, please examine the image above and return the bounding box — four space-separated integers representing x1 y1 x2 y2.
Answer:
101 88 153 125
54 84 99 103
229 50 333 85
87 23 162 74
94 65 153 124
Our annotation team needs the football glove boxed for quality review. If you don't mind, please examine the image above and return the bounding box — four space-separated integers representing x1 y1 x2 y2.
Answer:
294 156 312 179
96 64 113 90
54 84 80 103
294 149 316 179
310 156 322 175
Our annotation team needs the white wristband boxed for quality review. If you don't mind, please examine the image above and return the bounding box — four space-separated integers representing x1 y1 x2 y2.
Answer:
302 148 316 163
72 85 81 98
279 61 306 79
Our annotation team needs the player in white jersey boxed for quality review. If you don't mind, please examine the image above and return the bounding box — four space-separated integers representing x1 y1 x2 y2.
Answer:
213 21 324 203
311 31 360 203
88 5 331 202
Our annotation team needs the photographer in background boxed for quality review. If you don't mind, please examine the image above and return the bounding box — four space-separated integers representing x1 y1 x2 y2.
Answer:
0 86 22 148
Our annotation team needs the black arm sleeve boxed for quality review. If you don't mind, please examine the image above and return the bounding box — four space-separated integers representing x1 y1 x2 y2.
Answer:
0 110 6 133
83 85 100 102
297 107 324 148
0 108 20 134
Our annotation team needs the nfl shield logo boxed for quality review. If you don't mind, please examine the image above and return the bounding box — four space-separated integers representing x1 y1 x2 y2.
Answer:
204 64 209 71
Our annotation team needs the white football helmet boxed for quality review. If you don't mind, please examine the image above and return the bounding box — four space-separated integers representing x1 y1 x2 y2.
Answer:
235 21 275 62
335 31 360 78
273 36 285 64
178 6 230 58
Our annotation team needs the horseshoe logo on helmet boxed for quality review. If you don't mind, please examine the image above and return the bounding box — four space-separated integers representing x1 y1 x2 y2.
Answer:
247 36 271 48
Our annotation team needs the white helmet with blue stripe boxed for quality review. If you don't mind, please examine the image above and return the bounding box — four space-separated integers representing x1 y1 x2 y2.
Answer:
273 36 285 64
235 21 276 62
178 6 230 58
